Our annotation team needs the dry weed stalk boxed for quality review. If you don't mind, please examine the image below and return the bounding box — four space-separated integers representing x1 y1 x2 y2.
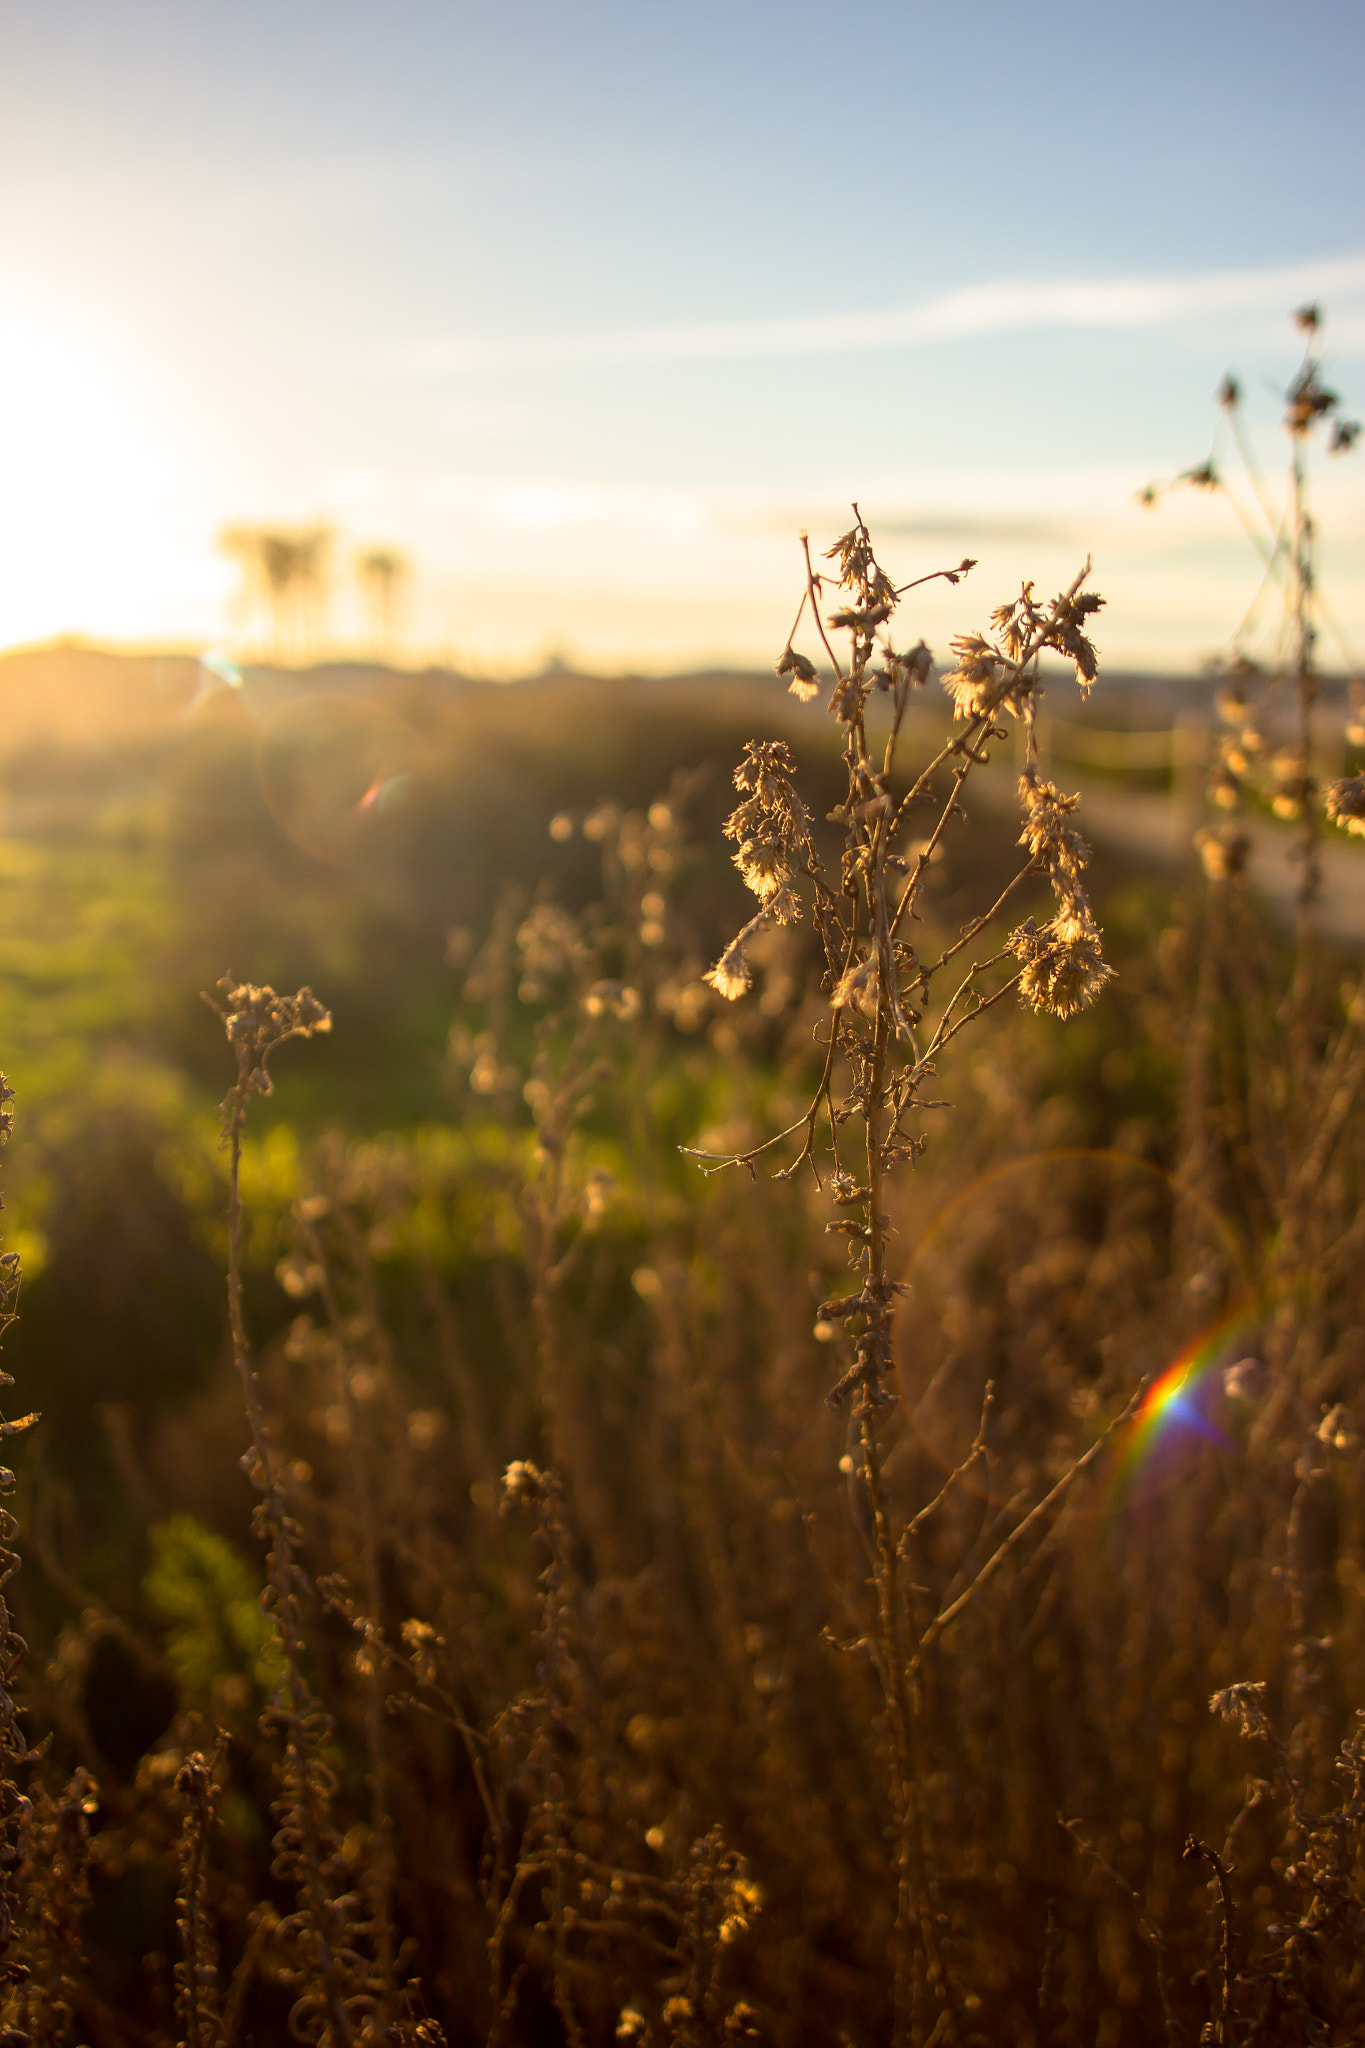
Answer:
1061 1816 1180 2048
1142 303 1360 930
691 512 1124 2041
0 1071 35 2039
451 775 705 1574
1142 309 1365 2041
204 979 386 2047
1145 311 1365 1336
11 1766 98 2045
1153 337 1365 1398
489 1459 762 2048
1208 1683 1365 2044
493 1460 585 2046
289 1189 402 2005
174 1746 226 2048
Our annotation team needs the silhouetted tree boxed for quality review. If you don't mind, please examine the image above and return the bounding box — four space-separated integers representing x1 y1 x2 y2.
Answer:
355 545 408 659
219 524 333 661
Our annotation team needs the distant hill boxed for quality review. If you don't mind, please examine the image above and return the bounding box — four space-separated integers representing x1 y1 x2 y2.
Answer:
0 640 1246 759
0 642 807 755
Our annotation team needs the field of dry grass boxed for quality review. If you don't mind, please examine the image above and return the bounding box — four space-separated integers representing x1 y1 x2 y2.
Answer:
0 477 1362 2048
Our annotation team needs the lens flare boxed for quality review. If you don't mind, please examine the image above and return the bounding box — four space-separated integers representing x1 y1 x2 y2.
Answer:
355 771 412 815
186 646 245 714
1112 1304 1254 1497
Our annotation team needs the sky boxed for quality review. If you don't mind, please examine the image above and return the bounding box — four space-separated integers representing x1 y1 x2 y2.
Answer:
0 0 1362 674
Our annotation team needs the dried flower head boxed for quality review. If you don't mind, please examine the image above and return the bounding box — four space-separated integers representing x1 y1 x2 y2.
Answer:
990 582 1046 662
1009 912 1115 1020
203 978 332 1127
1210 1681 1272 1743
582 980 642 1021
831 950 879 1018
401 1617 443 1685
1286 362 1338 435
1018 771 1092 891
1195 825 1250 880
724 2004 763 2042
501 1459 549 1512
1317 1403 1358 1453
942 634 1017 722
877 641 932 693
776 646 820 701
824 522 897 610
722 740 811 908
719 1870 764 1945
1222 1357 1264 1401
517 900 585 999
1325 773 1365 837
704 933 754 1002
705 741 812 997
1047 587 1105 690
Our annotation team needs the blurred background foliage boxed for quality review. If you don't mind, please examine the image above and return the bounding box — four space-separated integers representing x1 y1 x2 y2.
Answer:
0 641 1276 1577
1 637 1361 2042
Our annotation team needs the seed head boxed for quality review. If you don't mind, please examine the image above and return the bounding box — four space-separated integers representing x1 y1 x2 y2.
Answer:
582 980 642 1021
1325 774 1365 838
1210 1681 1272 1743
1009 912 1114 1019
501 1460 549 1512
1195 825 1250 880
831 951 879 1018
705 940 752 1002
776 646 820 701
204 978 332 1126
1285 362 1338 435
942 635 1014 721
1018 770 1091 885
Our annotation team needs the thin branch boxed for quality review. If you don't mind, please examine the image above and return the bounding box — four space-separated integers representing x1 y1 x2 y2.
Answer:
779 584 809 659
918 865 1037 989
887 717 991 849
894 563 976 597
898 1383 994 1558
888 758 978 942
801 531 845 680
1063 1818 1181 2048
684 927 859 1179
910 1382 1146 1674
1184 1835 1235 2048
680 1107 826 1176
919 969 1023 1067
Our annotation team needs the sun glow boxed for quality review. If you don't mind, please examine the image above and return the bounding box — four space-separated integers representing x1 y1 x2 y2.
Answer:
0 290 215 648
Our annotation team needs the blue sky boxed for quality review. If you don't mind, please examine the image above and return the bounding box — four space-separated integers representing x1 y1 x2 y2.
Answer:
1 0 1362 669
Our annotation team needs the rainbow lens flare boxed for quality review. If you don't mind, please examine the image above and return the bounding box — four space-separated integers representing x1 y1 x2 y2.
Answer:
1113 1306 1253 1495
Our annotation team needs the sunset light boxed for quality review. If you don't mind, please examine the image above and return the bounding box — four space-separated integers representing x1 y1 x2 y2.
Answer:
1 6 1364 2038
3 2 1361 670
0 292 214 648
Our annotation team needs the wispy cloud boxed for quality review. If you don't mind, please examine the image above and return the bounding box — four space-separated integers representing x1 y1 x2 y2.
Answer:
412 467 1131 535
399 253 1365 377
